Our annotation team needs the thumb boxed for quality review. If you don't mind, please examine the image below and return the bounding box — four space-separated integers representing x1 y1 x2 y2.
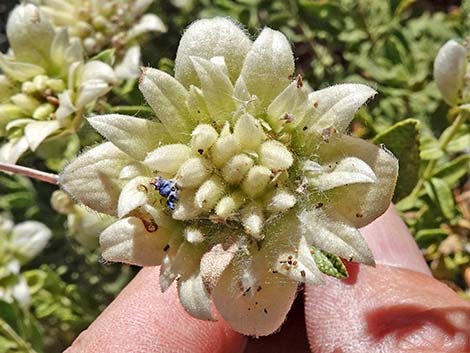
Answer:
304 205 470 353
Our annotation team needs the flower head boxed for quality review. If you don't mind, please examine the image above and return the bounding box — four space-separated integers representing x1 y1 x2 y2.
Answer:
35 0 167 79
434 39 470 106
0 214 51 307
60 18 398 335
0 4 116 165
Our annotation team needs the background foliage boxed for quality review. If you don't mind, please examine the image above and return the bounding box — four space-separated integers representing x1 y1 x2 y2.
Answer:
0 0 469 351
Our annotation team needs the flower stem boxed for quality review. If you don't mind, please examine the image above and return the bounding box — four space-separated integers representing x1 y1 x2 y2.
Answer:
0 163 59 185
0 318 38 353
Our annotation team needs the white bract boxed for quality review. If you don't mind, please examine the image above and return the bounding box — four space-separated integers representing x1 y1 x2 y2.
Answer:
0 4 116 165
60 18 398 336
36 0 167 79
0 215 51 307
434 39 470 106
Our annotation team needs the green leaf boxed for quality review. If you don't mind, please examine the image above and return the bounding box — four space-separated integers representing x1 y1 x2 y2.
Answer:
313 249 348 279
0 300 19 332
433 155 470 188
90 49 116 66
415 228 448 247
446 133 470 153
373 119 421 201
420 136 444 160
425 178 456 220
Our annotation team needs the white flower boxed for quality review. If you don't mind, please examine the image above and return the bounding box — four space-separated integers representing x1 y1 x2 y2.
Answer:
0 4 116 164
434 39 469 106
36 0 167 79
0 215 51 307
60 18 398 336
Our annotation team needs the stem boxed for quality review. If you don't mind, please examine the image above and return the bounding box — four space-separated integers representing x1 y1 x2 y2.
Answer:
69 108 84 133
0 163 59 185
0 318 38 353
410 111 468 199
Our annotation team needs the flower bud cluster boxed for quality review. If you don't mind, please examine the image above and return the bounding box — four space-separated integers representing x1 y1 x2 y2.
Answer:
36 0 167 79
0 4 117 165
146 117 297 241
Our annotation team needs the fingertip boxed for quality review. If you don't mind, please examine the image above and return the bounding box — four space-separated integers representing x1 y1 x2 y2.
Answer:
66 267 247 353
304 265 470 353
360 204 431 275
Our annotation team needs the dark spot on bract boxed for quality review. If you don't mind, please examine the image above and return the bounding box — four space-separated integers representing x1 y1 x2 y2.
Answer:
303 126 308 131
163 244 170 252
198 149 203 155
315 202 323 209
356 213 363 218
142 219 158 233
264 308 268 314
257 286 262 292
300 270 306 277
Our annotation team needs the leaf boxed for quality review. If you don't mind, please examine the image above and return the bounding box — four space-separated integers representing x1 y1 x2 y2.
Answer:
0 300 19 332
433 155 470 188
415 228 448 248
446 132 470 153
90 49 116 66
420 136 444 160
373 118 420 202
313 249 348 279
425 178 456 220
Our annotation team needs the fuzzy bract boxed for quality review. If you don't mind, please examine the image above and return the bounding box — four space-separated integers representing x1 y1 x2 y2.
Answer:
60 18 398 336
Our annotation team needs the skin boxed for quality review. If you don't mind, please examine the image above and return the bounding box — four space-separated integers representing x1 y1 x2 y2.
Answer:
65 205 470 353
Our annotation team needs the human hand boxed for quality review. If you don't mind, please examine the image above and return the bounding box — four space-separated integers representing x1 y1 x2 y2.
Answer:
65 205 470 353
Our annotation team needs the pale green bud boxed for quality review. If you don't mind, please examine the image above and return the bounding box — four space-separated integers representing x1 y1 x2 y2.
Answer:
21 81 36 95
33 75 48 92
10 93 41 115
144 144 191 174
183 226 205 244
176 158 210 188
32 103 55 120
259 140 294 170
241 202 264 240
194 176 225 211
0 104 25 136
46 78 66 92
215 192 245 218
50 190 75 214
210 133 241 168
190 124 218 154
241 166 272 197
222 154 254 184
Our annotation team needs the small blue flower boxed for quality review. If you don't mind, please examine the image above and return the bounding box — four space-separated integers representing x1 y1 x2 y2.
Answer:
151 177 179 210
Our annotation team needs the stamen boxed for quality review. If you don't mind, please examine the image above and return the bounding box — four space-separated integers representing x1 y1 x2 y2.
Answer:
151 176 179 210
